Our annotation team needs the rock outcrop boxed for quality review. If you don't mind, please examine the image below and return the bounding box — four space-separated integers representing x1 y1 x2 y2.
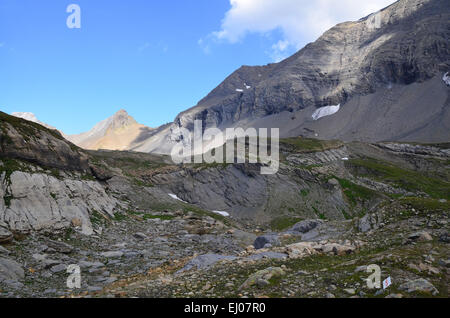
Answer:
0 112 89 172
0 171 119 235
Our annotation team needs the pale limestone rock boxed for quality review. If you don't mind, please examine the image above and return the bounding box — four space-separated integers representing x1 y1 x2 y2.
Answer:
0 172 118 235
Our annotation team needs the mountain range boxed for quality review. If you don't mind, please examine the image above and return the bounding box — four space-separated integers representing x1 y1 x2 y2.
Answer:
1 0 450 298
9 0 450 153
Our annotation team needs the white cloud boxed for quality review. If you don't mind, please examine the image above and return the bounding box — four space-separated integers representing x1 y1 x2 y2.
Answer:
0 42 5 48
208 0 395 60
270 39 290 62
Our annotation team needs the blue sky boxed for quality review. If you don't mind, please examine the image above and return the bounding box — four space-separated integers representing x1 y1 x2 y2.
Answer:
0 0 394 134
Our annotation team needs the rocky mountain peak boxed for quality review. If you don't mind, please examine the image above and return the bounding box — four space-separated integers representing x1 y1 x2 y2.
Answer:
109 109 137 130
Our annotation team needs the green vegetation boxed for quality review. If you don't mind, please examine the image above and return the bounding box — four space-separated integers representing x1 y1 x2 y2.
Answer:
131 178 154 188
400 197 450 212
0 111 65 142
124 210 175 221
312 206 326 220
270 216 303 231
90 209 108 226
81 174 96 181
348 158 450 199
341 209 352 220
0 158 23 181
4 195 13 208
335 177 379 206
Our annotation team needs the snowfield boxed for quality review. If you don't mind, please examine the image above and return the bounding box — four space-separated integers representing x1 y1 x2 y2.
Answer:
312 104 341 120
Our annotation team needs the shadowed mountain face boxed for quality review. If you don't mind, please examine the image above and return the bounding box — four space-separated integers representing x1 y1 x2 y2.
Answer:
130 0 449 154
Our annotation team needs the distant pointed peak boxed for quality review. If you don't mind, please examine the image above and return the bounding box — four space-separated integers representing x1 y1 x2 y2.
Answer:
108 109 137 129
114 109 129 116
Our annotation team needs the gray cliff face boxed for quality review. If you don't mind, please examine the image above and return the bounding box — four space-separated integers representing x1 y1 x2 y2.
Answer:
133 0 450 154
0 171 119 235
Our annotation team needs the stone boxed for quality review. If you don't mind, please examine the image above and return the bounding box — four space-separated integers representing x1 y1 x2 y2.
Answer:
87 286 103 292
439 232 450 243
358 214 380 233
286 242 318 259
289 219 323 234
177 254 237 273
133 232 148 240
253 234 280 250
71 218 82 227
0 170 118 235
78 261 105 268
344 288 356 295
240 267 285 290
328 178 340 187
408 231 432 242
0 257 24 282
438 259 450 268
399 279 438 296
256 279 270 288
46 240 74 254
246 252 288 261
0 227 13 244
50 264 67 273
354 265 367 273
44 259 63 270
101 251 124 259
321 243 355 255
32 253 47 262
0 245 10 255
385 294 404 298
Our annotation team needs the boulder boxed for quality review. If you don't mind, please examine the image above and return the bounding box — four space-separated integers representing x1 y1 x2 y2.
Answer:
399 278 438 295
177 254 237 273
46 240 74 254
408 231 433 242
133 232 148 240
0 227 13 244
0 257 24 283
100 251 124 259
286 242 318 259
289 219 323 234
1 171 118 235
358 214 380 233
253 234 280 250
239 267 285 290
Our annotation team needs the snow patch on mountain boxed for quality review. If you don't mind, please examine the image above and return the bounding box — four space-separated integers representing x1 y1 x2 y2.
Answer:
11 112 39 122
168 193 188 203
11 112 56 130
312 105 341 121
212 211 230 217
